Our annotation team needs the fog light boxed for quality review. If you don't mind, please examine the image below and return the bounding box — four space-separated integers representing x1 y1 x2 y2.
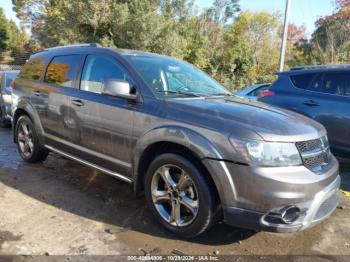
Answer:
280 206 301 224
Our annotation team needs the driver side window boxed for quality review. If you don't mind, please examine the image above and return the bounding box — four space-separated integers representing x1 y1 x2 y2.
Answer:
80 55 130 94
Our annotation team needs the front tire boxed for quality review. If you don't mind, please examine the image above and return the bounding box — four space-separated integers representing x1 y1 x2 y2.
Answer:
145 153 218 238
15 115 48 163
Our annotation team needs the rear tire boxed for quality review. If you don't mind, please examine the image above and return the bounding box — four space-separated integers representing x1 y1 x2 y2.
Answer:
15 115 49 163
145 153 218 238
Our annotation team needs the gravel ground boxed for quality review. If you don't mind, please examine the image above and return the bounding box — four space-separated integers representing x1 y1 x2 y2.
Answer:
0 127 349 257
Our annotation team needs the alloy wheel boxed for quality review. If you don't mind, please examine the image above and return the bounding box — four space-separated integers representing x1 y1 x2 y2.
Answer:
17 121 34 158
151 164 199 227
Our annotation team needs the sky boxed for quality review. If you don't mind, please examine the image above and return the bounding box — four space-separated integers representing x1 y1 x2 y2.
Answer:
197 0 335 34
0 0 335 35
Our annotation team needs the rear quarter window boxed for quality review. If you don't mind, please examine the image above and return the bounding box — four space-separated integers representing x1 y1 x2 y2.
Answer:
44 55 81 88
19 57 47 81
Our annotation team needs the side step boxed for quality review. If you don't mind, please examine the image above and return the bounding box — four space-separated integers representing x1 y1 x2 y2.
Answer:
44 145 133 184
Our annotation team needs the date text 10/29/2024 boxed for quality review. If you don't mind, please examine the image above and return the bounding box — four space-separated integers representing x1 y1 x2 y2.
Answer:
127 255 219 261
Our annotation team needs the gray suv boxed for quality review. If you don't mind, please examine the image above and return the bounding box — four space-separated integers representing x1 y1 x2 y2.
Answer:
12 44 340 238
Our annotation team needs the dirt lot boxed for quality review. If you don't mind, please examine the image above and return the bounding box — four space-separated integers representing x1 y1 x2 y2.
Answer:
0 127 349 256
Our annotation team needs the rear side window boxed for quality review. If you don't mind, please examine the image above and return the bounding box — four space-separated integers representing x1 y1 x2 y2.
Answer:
343 82 350 97
290 73 317 90
19 57 46 81
44 55 80 88
322 72 349 95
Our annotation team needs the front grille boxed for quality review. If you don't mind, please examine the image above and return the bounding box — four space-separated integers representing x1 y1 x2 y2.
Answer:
296 138 322 152
296 136 331 173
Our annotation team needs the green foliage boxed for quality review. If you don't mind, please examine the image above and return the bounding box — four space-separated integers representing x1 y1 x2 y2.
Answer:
0 7 38 65
9 0 350 91
0 8 10 52
287 2 350 66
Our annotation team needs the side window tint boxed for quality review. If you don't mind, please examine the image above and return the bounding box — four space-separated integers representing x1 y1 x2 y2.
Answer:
343 74 350 96
307 73 323 92
44 55 81 88
290 73 317 90
19 57 46 80
80 55 130 94
322 72 347 95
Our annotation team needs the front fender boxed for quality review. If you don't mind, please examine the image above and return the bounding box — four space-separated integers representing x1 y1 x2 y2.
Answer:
134 125 222 167
133 125 237 206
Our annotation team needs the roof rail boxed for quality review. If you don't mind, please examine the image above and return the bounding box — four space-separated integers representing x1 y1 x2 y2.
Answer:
291 64 350 71
44 43 102 51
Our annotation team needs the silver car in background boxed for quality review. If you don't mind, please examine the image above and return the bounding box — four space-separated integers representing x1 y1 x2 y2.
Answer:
0 70 19 127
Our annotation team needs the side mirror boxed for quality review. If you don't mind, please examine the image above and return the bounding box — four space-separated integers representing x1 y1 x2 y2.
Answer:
102 79 138 100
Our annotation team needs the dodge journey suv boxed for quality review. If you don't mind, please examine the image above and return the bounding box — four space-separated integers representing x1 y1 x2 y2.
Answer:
12 44 340 238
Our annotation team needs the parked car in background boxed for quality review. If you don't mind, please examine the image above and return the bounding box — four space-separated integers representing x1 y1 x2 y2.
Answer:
0 70 19 127
12 44 340 238
235 83 270 100
259 65 350 158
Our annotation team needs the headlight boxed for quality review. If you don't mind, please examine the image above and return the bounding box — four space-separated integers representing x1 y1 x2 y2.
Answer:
229 138 302 167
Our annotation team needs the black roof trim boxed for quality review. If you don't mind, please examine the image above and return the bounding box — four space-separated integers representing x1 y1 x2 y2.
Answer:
290 64 350 71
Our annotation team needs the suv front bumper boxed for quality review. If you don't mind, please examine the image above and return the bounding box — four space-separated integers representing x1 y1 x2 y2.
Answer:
223 175 340 233
203 156 340 233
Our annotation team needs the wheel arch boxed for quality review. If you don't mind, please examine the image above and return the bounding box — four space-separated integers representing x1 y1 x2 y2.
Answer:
133 126 227 205
13 102 45 145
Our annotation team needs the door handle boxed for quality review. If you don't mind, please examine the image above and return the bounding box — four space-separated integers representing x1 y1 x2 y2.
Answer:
33 90 41 96
71 99 84 107
303 100 320 107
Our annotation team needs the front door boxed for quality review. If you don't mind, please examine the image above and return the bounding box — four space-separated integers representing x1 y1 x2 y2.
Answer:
67 54 136 175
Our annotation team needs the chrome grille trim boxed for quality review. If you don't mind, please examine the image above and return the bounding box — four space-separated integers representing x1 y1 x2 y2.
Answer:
295 136 331 173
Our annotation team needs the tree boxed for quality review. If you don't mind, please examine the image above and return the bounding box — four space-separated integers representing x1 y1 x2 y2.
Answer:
287 24 307 45
0 8 9 52
205 0 240 24
222 11 281 88
285 23 308 68
310 0 350 63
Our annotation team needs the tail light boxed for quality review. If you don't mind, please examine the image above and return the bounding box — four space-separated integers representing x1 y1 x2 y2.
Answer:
259 90 275 98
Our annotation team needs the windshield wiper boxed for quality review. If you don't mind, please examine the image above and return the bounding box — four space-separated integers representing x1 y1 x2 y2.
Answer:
210 92 233 97
156 90 202 97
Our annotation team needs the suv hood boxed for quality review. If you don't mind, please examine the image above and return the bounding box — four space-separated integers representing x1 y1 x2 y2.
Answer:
167 96 326 142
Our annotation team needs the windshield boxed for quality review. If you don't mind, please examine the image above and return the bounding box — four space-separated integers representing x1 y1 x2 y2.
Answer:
124 55 231 98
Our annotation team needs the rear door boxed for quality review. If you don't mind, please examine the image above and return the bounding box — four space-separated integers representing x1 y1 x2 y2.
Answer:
66 53 136 175
292 71 350 155
39 54 83 151
312 71 350 155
